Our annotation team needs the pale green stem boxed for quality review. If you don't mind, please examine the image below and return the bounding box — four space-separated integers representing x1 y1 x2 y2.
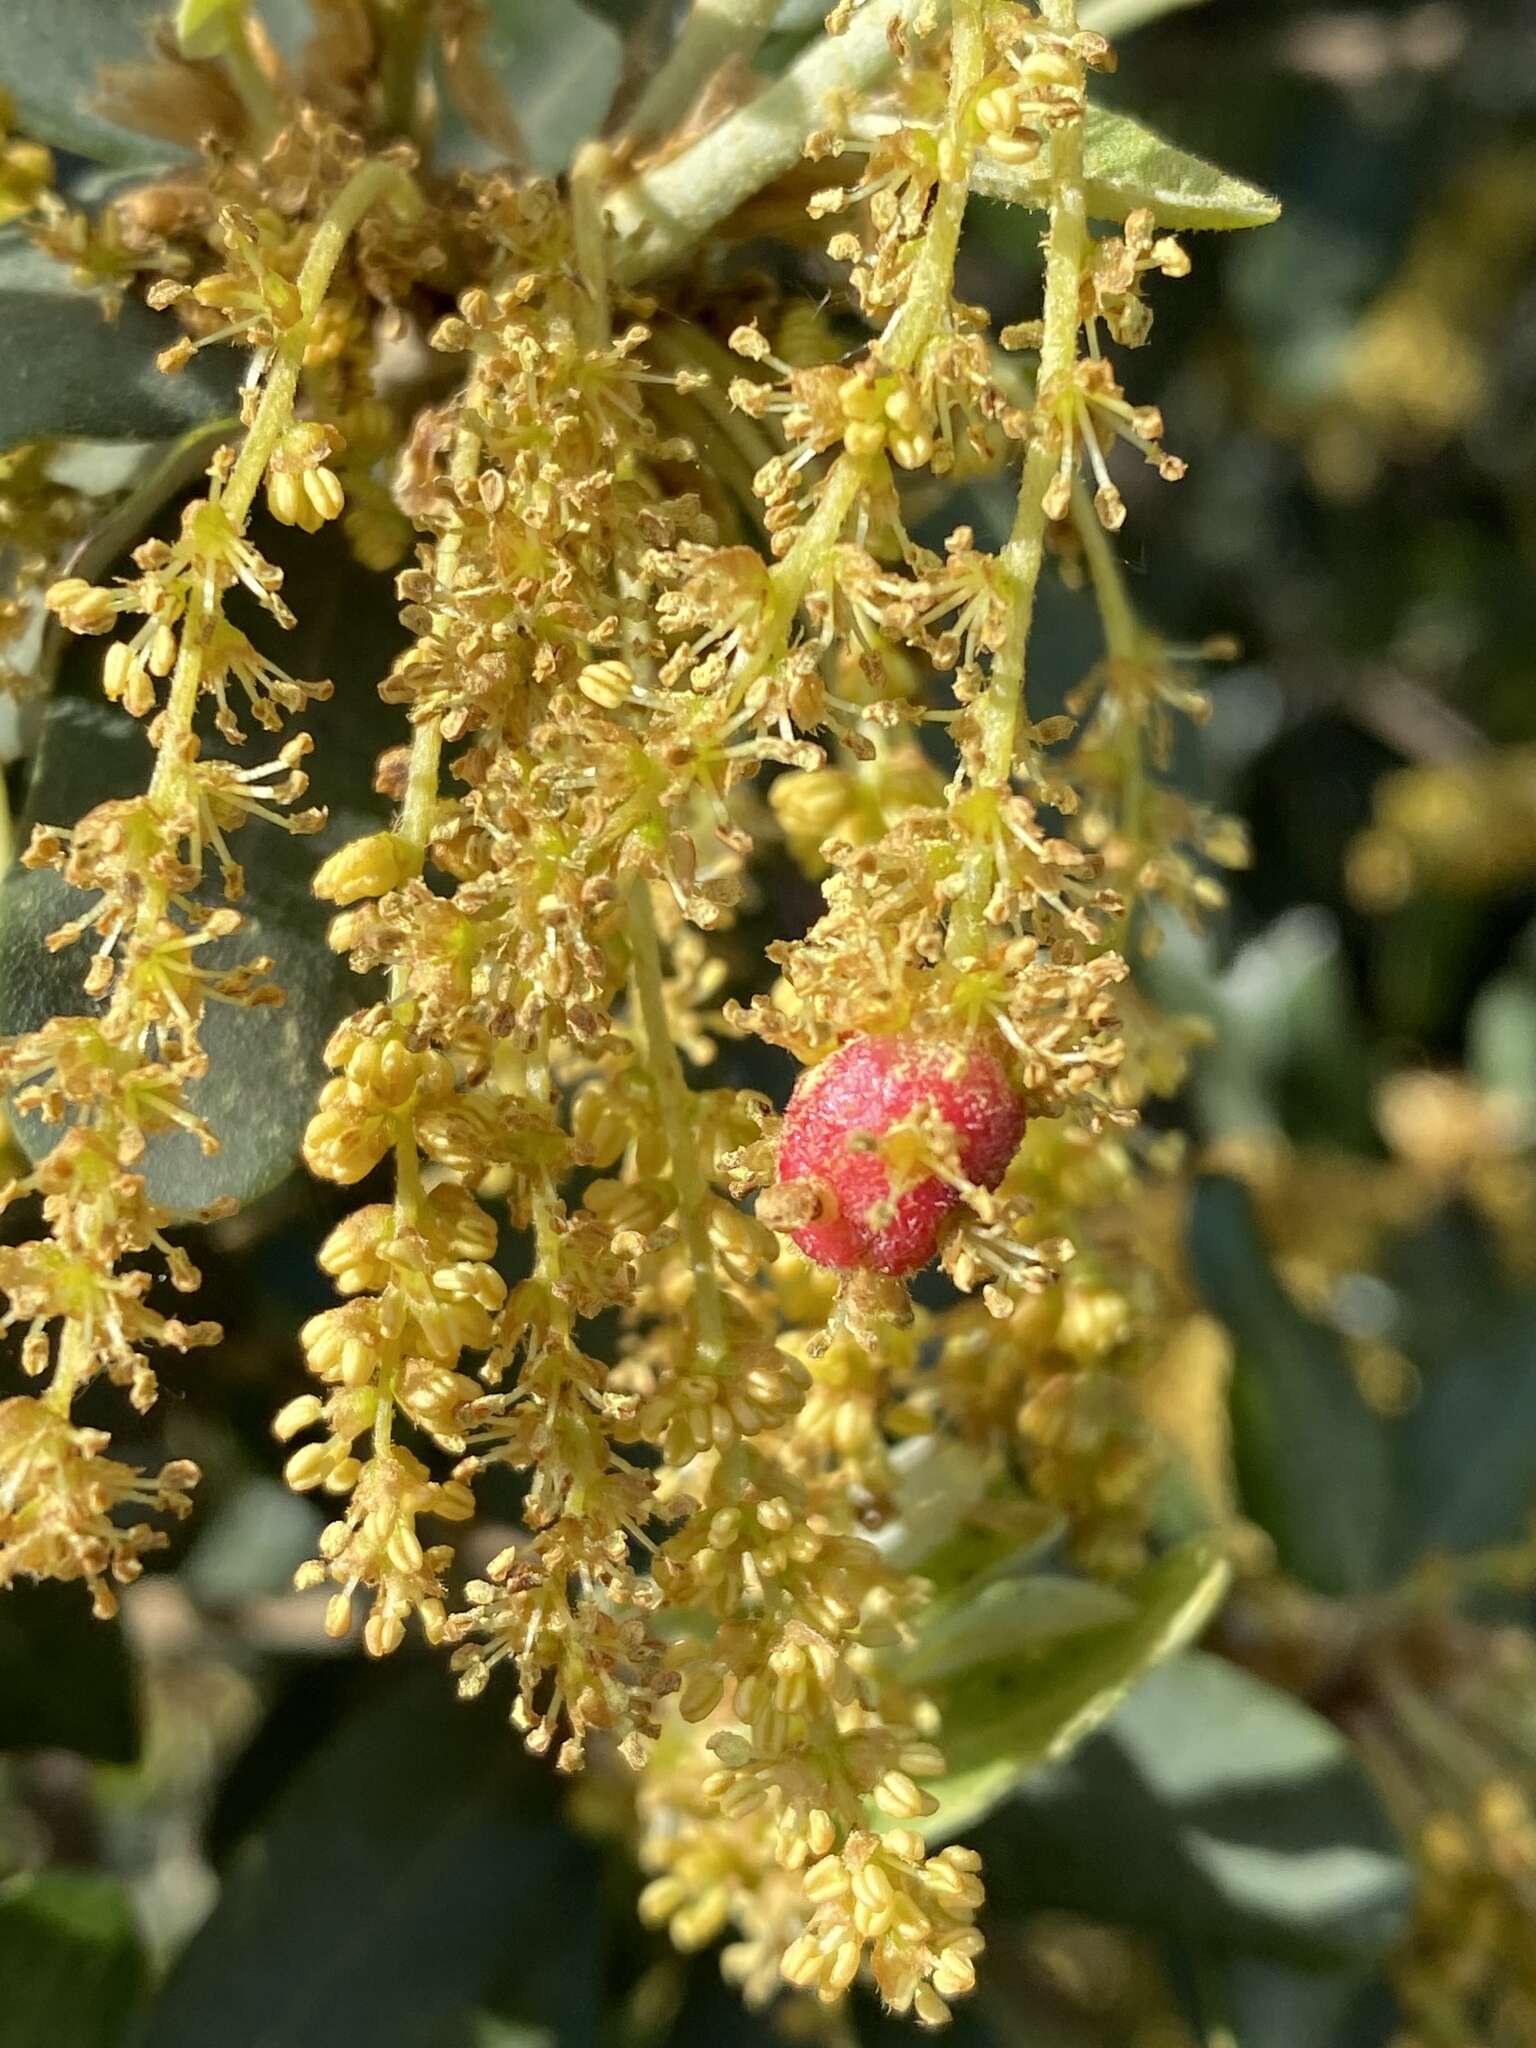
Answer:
1072 477 1149 919
627 877 728 1361
225 160 423 525
374 0 431 139
622 0 782 149
602 0 1175 287
569 142 613 349
572 158 727 1364
604 0 947 284
880 0 987 370
44 1317 89 1417
223 15 284 145
147 162 421 820
948 1 1090 961
1073 478 1140 660
372 419 483 1455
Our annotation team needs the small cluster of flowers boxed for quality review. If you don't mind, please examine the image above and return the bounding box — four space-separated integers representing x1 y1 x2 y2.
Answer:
0 0 1252 2029
0 120 432 1616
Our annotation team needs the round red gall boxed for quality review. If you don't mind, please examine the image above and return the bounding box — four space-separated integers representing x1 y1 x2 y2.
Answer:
774 1030 1027 1276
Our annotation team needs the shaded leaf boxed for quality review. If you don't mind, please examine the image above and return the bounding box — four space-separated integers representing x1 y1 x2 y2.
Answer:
0 500 404 1215
910 1536 1230 1841
0 0 177 166
139 1668 601 2048
0 235 240 454
981 1654 1413 1971
871 1435 1060 1586
442 2 623 174
902 1573 1132 1687
974 105 1281 231
1197 1955 1396 2048
180 1478 323 1608
0 1871 147 2048
1379 1203 1536 1576
1189 1174 1392 1598
0 1578 138 1762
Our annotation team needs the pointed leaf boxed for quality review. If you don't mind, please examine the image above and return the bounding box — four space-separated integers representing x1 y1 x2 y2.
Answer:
140 1669 601 2048
0 234 240 453
1380 1203 1536 1575
974 105 1281 232
909 1536 1230 1841
1189 1175 1393 1598
978 1654 1413 1971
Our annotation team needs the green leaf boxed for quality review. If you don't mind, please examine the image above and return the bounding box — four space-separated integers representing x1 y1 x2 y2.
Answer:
0 0 177 167
901 1573 1133 1687
1188 1175 1393 1598
909 1536 1230 1841
441 2 623 174
0 1579 138 1762
1195 1956 1396 2048
180 1478 323 1607
0 234 241 454
0 1871 147 2048
1469 972 1536 1112
1379 1203 1536 1575
0 499 404 1215
973 105 1281 231
140 1669 602 2048
980 1654 1413 1971
176 0 245 61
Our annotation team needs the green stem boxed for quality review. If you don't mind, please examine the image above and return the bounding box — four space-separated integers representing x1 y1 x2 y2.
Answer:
601 0 1141 287
45 1317 88 1416
223 17 284 146
948 1 1090 961
627 876 728 1361
1072 477 1149 925
375 0 431 140
604 0 949 284
224 159 422 525
880 0 986 371
1073 477 1139 659
570 141 613 349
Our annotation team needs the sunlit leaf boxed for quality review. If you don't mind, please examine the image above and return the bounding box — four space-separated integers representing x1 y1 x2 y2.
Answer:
908 1536 1230 1841
176 0 244 61
974 105 1281 231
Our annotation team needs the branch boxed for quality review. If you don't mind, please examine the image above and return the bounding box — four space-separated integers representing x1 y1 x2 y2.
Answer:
605 0 950 284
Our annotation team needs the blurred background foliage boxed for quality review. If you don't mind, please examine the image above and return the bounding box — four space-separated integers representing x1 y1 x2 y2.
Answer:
4 2 1536 2045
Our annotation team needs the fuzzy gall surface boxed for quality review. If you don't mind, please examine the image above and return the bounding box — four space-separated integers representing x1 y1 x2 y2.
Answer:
775 1031 1027 1275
